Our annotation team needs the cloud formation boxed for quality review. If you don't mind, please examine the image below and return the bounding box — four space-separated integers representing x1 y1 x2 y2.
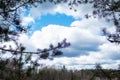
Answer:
0 1 119 70
21 16 34 26
18 17 120 69
17 2 120 69
30 2 93 19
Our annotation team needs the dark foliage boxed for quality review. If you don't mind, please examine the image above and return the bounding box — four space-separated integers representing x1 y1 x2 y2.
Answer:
0 61 120 80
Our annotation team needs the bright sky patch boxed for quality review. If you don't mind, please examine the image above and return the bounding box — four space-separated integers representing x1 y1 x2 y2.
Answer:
33 13 75 30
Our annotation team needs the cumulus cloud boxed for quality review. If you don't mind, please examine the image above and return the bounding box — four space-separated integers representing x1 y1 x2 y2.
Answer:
0 16 117 69
36 43 120 69
30 2 58 17
30 2 93 19
0 1 119 70
98 43 120 60
18 3 120 69
21 16 34 26
20 23 104 57
54 3 93 19
17 17 120 69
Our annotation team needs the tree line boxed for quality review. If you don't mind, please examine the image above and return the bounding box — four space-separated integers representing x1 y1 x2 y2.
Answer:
0 59 120 80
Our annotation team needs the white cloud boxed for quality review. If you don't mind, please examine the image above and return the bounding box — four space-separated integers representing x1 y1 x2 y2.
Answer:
21 16 34 26
30 2 57 17
0 1 119 70
17 17 120 69
98 43 120 60
30 2 93 19
54 3 93 19
17 3 120 69
26 23 104 57
1 16 118 69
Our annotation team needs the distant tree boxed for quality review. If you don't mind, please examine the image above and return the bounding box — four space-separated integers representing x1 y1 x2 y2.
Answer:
118 64 120 70
94 63 113 80
118 64 120 80
95 63 102 70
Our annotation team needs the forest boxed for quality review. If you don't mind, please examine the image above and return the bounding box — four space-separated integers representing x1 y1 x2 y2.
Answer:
0 59 120 80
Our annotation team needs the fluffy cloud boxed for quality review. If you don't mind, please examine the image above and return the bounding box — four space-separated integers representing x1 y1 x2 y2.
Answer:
18 17 120 69
54 3 93 19
98 43 120 60
0 1 119 70
30 2 93 19
30 2 58 17
18 2 120 69
20 22 104 57
70 18 114 34
21 16 34 26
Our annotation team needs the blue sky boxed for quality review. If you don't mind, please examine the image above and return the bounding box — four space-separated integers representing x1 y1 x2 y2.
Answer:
18 3 120 69
24 8 76 30
31 13 75 31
